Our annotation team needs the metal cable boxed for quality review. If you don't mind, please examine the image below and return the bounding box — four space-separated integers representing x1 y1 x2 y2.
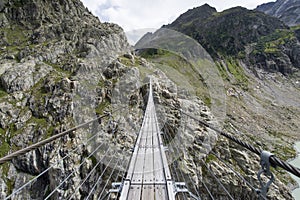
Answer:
179 113 203 200
44 141 108 200
68 147 111 200
98 192 111 200
202 180 215 200
0 107 125 165
97 158 123 200
162 124 188 200
210 152 267 200
85 150 117 199
201 160 234 200
178 109 300 178
168 133 198 200
4 129 104 200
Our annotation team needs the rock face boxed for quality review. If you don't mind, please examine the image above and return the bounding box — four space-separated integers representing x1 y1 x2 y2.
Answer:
0 0 132 199
256 0 300 26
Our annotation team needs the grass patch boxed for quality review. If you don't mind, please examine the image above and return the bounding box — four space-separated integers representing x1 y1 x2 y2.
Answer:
225 58 248 90
0 89 8 98
95 101 110 115
205 154 217 163
138 48 211 105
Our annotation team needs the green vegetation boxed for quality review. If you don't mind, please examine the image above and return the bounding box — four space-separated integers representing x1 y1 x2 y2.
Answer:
216 58 248 90
0 89 8 98
95 100 109 115
254 29 296 56
225 58 248 90
216 62 230 81
138 48 212 106
205 154 217 163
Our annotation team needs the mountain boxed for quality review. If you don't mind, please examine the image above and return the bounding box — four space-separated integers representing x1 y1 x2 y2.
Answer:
165 4 300 75
256 0 300 26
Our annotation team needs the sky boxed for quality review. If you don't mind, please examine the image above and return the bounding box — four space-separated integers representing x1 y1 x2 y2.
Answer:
81 0 273 31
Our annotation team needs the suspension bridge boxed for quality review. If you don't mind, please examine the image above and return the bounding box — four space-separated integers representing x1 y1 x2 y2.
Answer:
0 79 300 200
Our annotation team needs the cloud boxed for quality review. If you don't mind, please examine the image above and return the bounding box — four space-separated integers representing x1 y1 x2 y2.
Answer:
81 0 272 31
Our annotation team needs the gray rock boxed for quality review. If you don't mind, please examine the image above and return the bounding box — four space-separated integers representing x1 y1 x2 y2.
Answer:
0 61 52 93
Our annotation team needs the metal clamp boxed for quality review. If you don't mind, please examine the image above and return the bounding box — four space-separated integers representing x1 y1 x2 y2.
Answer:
256 151 274 199
174 182 201 200
109 182 123 193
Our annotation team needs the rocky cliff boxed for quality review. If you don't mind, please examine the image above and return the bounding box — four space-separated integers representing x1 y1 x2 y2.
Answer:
256 0 300 27
0 0 133 199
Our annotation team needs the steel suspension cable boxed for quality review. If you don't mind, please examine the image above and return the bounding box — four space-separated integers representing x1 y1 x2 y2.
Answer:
210 152 267 200
202 180 215 200
201 160 234 200
162 124 188 200
4 128 106 200
179 113 203 199
177 109 300 178
44 141 109 200
67 147 111 200
85 150 118 199
97 158 123 200
0 107 125 165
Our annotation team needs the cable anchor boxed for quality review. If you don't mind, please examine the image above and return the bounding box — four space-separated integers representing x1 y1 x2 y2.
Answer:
256 151 274 199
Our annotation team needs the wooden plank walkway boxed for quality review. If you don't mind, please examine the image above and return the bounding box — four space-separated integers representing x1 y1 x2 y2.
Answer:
119 80 175 200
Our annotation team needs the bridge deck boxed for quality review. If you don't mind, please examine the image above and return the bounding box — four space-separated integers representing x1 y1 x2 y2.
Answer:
119 80 175 200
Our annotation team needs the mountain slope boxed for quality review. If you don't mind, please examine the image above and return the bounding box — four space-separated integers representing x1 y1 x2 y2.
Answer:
256 0 300 26
165 5 300 75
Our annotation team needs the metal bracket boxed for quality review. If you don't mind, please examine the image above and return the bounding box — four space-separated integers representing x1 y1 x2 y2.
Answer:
174 182 201 200
109 182 122 193
256 151 274 199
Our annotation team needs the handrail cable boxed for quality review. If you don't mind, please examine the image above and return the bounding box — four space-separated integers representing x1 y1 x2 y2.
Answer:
177 109 300 178
85 150 118 199
201 160 234 200
202 180 215 200
210 152 267 200
164 123 201 200
0 106 125 165
44 142 109 200
97 158 123 200
4 126 108 200
162 124 188 200
68 147 112 200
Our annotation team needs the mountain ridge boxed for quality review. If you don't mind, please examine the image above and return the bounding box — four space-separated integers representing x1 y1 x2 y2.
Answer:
256 0 300 26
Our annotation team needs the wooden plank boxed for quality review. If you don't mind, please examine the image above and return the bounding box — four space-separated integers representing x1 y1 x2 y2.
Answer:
141 185 155 199
131 147 146 183
155 185 168 200
131 112 149 184
127 185 142 200
153 122 165 184
143 119 154 184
